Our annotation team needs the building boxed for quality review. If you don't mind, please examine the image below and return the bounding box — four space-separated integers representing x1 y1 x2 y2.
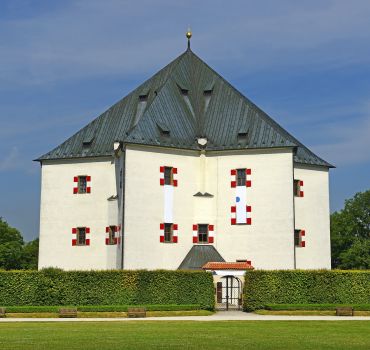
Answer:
37 34 333 274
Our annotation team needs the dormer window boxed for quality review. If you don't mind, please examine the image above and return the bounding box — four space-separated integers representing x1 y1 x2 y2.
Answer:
139 94 148 102
177 84 194 117
157 122 170 137
133 92 149 126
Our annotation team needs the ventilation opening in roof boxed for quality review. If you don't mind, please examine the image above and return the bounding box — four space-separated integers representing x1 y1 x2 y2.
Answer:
82 135 94 152
157 122 170 140
237 127 249 147
133 93 149 127
203 89 213 114
177 84 194 117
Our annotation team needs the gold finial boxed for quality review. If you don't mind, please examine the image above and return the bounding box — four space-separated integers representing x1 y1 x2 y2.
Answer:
186 27 192 49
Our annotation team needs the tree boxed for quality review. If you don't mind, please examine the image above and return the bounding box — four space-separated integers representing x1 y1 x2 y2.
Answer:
0 217 24 269
20 238 39 270
331 190 370 269
0 218 39 270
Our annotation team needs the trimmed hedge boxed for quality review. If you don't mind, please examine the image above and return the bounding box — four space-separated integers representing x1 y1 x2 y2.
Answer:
0 269 214 310
264 304 370 311
4 304 201 313
243 270 370 311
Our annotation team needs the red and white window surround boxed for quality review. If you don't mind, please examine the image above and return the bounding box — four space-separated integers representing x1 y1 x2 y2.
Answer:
230 168 251 188
72 227 90 246
294 180 304 197
159 166 178 186
160 223 178 243
105 226 120 245
192 224 214 244
73 175 91 194
295 229 306 248
230 168 252 225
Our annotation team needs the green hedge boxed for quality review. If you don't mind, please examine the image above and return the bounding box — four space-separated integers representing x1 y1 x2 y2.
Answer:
0 269 214 310
4 304 201 313
243 270 370 311
264 304 370 311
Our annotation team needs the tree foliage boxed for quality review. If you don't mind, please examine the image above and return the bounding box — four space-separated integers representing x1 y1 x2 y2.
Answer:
0 218 38 270
331 190 370 269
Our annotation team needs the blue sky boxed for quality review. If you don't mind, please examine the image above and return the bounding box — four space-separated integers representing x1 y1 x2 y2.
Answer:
0 0 369 241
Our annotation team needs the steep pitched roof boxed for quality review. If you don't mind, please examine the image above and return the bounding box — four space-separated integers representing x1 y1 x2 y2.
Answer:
37 48 333 167
178 245 225 270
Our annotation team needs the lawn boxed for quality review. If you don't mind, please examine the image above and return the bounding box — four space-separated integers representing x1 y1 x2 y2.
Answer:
4 310 213 318
0 321 369 349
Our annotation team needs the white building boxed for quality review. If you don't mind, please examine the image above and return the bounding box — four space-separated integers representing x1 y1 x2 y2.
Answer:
37 38 333 272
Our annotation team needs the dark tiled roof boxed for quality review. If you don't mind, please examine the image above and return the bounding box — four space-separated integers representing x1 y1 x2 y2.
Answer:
37 49 333 167
178 245 225 270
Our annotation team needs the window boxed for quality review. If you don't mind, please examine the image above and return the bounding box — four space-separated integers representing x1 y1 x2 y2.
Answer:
77 227 86 246
108 226 116 245
164 223 173 243
294 180 304 197
105 226 118 245
294 229 306 247
78 176 87 193
237 169 246 186
164 167 173 185
198 224 209 243
73 175 91 194
160 166 178 187
294 180 300 196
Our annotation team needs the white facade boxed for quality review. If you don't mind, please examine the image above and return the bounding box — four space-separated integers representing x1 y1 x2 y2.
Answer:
38 157 122 270
38 144 331 270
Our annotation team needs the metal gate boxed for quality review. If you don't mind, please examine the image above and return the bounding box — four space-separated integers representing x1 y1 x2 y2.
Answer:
216 275 242 310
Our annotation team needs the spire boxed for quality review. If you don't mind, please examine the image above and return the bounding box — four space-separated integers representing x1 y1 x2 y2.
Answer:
186 28 192 50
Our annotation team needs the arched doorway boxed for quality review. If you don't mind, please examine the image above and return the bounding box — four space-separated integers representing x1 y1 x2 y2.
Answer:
216 275 242 310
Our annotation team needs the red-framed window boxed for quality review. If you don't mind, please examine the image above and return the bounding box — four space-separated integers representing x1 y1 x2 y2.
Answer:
72 227 90 246
160 166 178 186
160 223 178 243
192 224 214 244
73 175 91 194
105 226 119 245
294 180 304 197
231 168 251 188
294 229 306 247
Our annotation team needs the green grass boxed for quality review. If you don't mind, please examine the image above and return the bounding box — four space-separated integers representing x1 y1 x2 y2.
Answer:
0 321 369 349
255 310 370 316
264 304 370 311
4 310 213 318
3 304 201 313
